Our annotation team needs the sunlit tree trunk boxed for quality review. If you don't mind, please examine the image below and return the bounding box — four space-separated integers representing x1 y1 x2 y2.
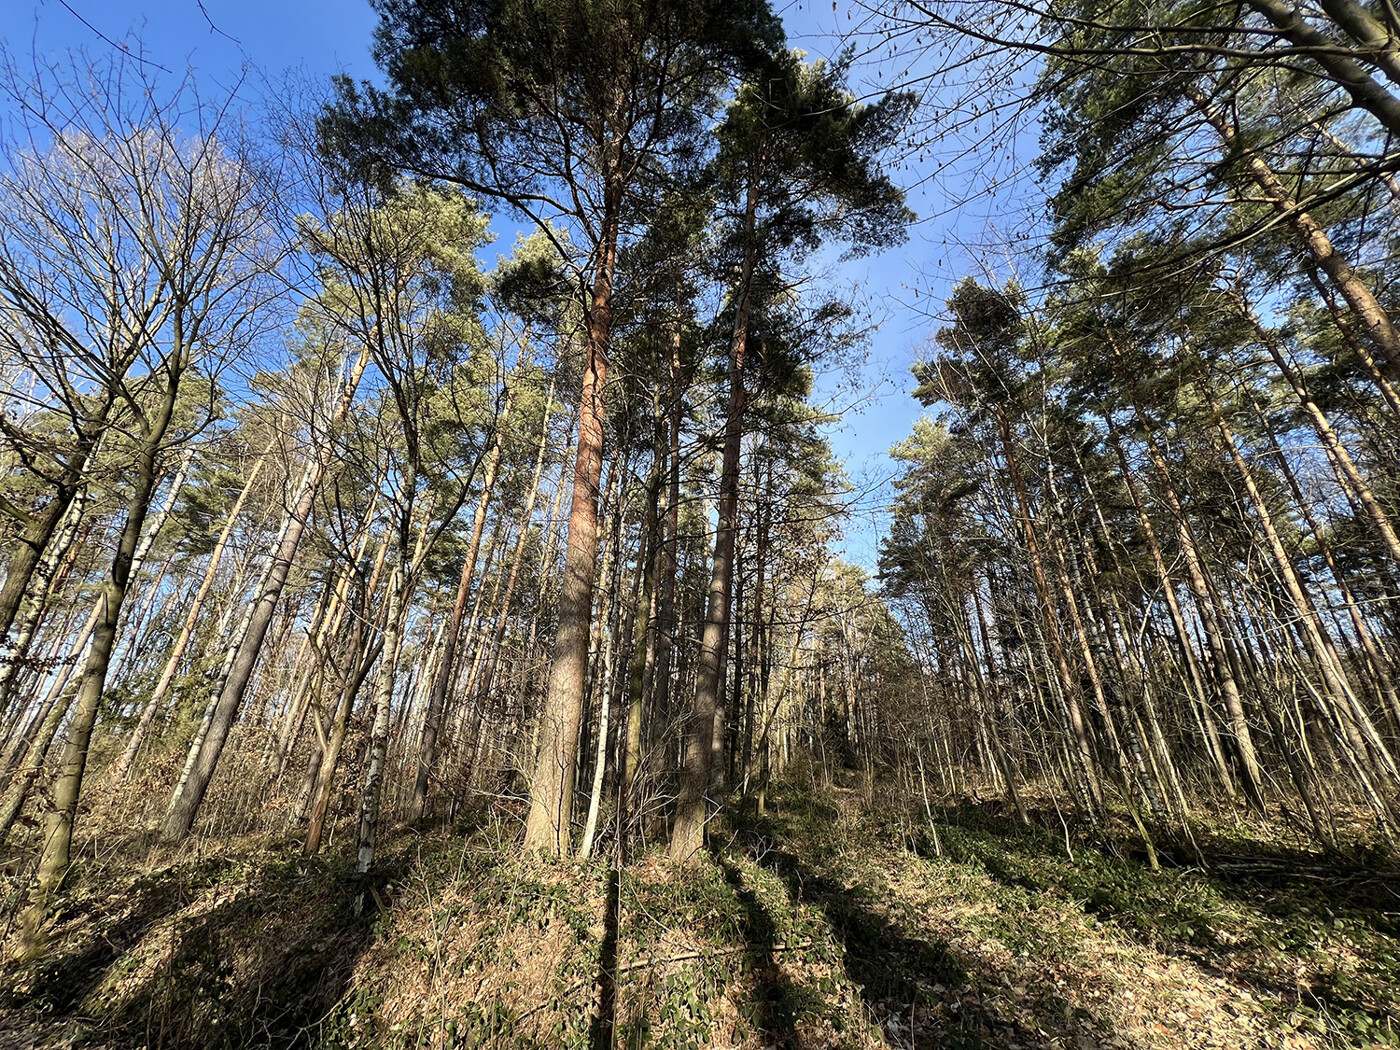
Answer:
524 188 620 853
161 342 372 843
20 363 181 948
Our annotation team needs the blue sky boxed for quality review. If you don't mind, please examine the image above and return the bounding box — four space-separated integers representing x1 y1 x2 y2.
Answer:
0 0 1034 569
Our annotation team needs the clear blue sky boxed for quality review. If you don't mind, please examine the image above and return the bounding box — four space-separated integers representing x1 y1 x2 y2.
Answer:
0 0 1031 569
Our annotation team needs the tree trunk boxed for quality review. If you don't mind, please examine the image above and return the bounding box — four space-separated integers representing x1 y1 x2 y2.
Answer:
356 563 406 878
1190 82 1400 380
0 489 87 720
114 440 272 780
412 383 514 818
523 187 620 854
160 342 371 842
671 178 757 863
0 423 102 649
20 374 179 948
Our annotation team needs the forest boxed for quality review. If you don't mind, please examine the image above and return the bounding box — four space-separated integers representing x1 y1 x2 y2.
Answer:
0 0 1397 1046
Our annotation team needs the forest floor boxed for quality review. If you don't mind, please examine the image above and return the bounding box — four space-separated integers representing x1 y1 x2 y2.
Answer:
0 775 1397 1049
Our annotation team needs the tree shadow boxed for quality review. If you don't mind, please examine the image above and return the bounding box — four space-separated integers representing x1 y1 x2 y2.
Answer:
928 798 1400 1033
734 803 1136 1049
1 854 238 1016
718 857 808 1049
588 866 621 1050
0 848 403 1049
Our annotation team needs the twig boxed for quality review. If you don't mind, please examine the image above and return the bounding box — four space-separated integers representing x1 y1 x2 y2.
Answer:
53 0 172 73
513 940 820 1022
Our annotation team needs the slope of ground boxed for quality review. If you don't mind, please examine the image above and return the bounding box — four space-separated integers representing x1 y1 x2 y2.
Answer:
0 780 1396 1049
729 786 1400 1049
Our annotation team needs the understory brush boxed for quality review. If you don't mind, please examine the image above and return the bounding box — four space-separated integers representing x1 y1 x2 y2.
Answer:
0 779 1395 1049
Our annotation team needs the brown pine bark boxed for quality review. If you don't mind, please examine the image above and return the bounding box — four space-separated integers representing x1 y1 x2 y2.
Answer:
1190 83 1400 380
1244 0 1400 135
523 187 620 854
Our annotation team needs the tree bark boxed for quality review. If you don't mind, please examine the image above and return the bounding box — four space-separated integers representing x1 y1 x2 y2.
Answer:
1190 82 1400 380
160 342 371 842
671 179 758 863
20 372 179 947
356 563 406 878
523 184 620 854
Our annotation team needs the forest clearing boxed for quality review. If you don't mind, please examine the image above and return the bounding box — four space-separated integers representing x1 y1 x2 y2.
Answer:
1 0 1399 1045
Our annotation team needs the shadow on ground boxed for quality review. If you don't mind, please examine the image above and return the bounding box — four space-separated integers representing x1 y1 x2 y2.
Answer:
718 857 811 1050
729 798 1128 1049
0 847 402 1049
921 797 1400 1032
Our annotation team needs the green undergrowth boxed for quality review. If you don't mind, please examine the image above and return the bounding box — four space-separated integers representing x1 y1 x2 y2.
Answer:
914 805 1400 1047
1 785 1397 1049
758 784 1400 1049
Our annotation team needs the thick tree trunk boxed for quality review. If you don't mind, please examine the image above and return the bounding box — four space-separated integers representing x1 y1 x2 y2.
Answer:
523 190 619 854
20 377 179 948
1244 0 1400 137
1191 83 1400 380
